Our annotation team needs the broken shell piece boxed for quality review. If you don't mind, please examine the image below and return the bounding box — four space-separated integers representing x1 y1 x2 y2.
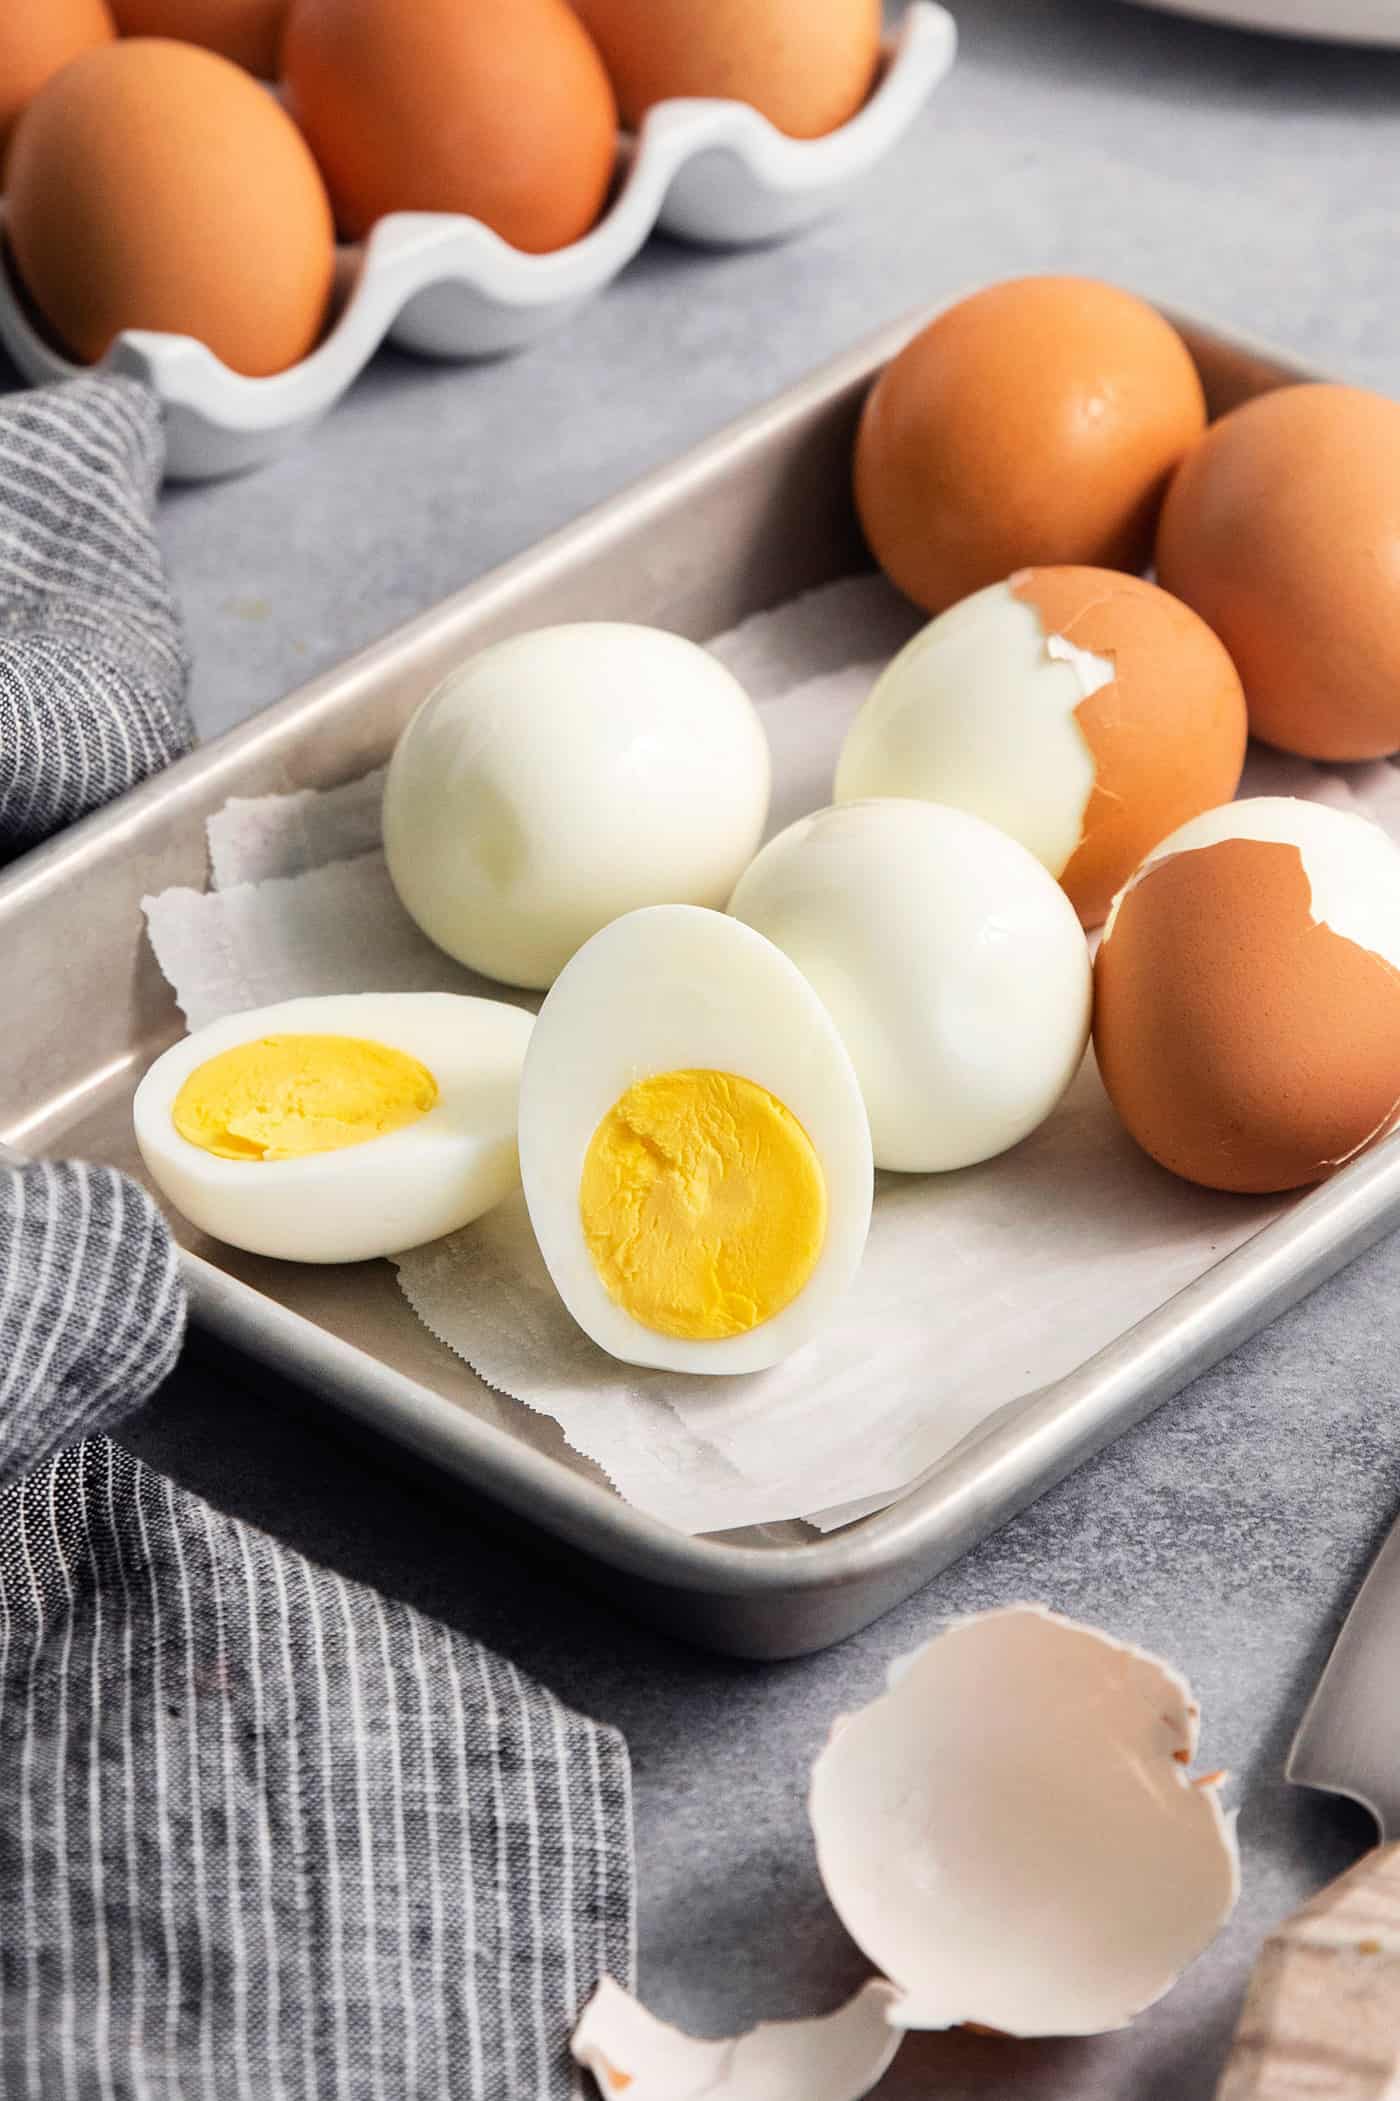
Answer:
571 1976 902 2100
809 1604 1240 2037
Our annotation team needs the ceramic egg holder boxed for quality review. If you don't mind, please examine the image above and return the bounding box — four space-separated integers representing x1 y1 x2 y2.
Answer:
0 4 955 481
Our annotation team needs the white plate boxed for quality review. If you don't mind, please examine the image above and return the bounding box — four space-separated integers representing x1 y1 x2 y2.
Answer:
0 5 956 483
1124 0 1400 42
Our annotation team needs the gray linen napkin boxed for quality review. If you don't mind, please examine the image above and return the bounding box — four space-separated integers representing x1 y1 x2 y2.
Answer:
0 375 194 859
0 377 636 2095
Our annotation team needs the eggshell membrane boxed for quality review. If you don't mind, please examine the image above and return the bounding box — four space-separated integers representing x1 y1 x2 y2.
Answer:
1013 567 1248 927
282 0 617 250
727 799 1092 1173
110 0 287 76
809 1605 1239 2038
1095 802 1400 1194
517 906 873 1376
1156 383 1400 761
571 1978 901 2101
854 277 1207 614
0 0 115 148
133 992 533 1263
571 0 881 139
6 39 335 377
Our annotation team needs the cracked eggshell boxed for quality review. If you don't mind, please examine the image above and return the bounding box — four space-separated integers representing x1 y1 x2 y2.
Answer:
572 1977 901 2101
809 1605 1239 2039
834 568 1247 929
1095 796 1400 1193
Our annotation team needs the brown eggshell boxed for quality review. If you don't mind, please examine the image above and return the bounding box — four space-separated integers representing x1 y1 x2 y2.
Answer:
1012 567 1248 928
6 39 335 378
281 0 618 251
1094 839 1400 1193
1156 383 1400 762
854 278 1207 614
110 0 287 76
571 0 881 139
0 0 114 150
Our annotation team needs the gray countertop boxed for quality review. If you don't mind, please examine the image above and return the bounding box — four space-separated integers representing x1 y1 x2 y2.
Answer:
43 0 1400 2091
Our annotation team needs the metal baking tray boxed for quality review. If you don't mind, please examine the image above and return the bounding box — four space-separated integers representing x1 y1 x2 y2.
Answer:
6 302 1397 1661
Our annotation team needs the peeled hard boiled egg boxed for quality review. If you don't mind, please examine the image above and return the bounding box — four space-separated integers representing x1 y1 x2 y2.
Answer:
134 992 533 1263
729 799 1091 1173
1095 798 1400 1193
383 624 771 992
6 39 335 377
1156 383 1400 760
571 0 881 139
518 906 873 1375
835 568 1248 929
282 0 617 250
855 278 1206 613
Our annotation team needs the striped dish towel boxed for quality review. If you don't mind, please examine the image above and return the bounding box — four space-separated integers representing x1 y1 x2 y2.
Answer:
0 375 194 860
0 376 635 2094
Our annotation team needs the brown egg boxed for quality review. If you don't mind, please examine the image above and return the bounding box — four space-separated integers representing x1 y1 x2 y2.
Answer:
281 0 617 251
110 0 287 77
6 39 335 378
835 567 1247 929
1094 799 1400 1194
570 0 881 139
1156 383 1400 762
0 0 114 149
854 278 1207 614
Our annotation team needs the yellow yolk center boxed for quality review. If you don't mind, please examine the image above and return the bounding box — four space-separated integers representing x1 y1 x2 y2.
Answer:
172 1034 439 1162
579 1068 827 1342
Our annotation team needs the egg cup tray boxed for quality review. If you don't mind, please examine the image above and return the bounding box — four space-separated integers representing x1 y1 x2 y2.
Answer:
6 302 1394 1660
0 6 955 484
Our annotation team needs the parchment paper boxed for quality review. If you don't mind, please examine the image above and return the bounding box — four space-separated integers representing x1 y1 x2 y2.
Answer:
143 577 1400 1535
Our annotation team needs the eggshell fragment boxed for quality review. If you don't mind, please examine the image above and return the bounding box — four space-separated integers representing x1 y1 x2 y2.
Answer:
1095 797 1400 1193
1156 383 1400 761
571 1977 901 2101
809 1605 1239 2037
854 278 1206 613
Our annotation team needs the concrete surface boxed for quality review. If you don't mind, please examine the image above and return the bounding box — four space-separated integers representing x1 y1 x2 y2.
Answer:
42 0 1400 2090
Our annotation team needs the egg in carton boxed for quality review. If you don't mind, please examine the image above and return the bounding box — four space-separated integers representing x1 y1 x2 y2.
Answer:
0 3 956 482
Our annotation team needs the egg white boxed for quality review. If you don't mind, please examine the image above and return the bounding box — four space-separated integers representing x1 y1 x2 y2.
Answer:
517 905 874 1375
133 991 533 1264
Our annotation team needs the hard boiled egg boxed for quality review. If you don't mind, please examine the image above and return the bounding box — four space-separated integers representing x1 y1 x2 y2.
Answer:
855 278 1206 614
1095 798 1400 1193
1156 383 1400 760
834 568 1247 928
518 906 873 1374
134 992 532 1262
729 799 1091 1173
383 624 771 991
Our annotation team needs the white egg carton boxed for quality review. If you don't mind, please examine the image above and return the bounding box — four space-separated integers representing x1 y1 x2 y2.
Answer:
0 4 956 482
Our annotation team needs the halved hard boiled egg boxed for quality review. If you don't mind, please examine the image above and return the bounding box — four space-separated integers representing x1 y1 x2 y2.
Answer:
834 568 1247 929
518 905 873 1374
134 991 533 1262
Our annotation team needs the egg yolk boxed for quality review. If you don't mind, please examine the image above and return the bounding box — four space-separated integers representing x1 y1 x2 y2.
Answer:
172 1034 438 1162
579 1068 827 1342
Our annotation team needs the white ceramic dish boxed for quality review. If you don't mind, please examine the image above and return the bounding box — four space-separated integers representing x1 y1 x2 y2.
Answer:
1124 0 1400 42
0 4 956 482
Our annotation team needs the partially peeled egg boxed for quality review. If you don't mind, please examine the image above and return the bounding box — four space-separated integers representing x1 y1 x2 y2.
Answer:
134 991 532 1262
518 905 873 1374
834 568 1248 929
